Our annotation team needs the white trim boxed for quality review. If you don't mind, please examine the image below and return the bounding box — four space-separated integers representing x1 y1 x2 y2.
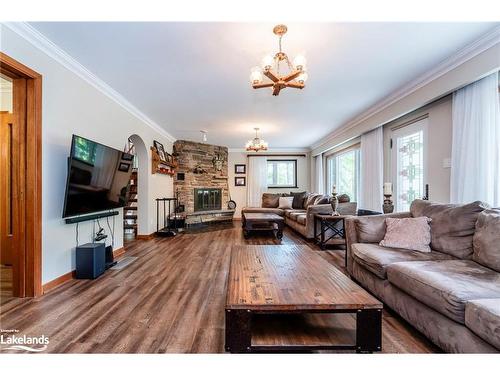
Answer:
2 22 176 143
311 25 500 154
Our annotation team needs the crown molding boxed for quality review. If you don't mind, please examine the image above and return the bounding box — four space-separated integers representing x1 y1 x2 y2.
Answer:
2 22 176 143
228 147 311 153
311 25 500 152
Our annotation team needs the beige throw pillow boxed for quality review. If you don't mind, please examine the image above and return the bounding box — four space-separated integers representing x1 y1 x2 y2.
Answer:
379 217 432 252
278 196 294 209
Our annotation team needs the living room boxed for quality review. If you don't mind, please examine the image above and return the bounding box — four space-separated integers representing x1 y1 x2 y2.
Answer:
1 1 499 373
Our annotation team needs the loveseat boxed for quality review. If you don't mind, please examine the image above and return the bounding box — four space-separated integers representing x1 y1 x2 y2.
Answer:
242 192 357 239
345 199 500 353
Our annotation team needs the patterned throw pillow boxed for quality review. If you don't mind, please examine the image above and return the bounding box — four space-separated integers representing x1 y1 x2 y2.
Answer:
379 217 432 252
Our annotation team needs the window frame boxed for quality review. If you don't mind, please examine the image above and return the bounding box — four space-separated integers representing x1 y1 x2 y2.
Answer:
325 146 360 201
266 159 298 189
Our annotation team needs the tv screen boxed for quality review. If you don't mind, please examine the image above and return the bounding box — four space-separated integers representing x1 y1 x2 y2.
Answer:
62 135 135 218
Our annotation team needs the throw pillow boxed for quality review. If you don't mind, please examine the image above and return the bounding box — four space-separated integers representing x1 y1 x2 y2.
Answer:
473 209 500 272
304 193 322 208
278 196 294 209
379 217 432 252
410 199 489 259
290 191 307 209
314 195 330 205
338 194 350 203
261 193 280 208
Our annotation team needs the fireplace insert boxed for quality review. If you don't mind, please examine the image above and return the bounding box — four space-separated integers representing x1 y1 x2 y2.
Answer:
194 188 222 212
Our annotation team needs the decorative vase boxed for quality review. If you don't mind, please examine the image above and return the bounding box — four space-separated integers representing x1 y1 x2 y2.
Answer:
330 192 340 216
383 194 394 214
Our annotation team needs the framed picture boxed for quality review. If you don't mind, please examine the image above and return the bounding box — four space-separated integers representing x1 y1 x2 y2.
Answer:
234 164 246 174
153 140 167 162
121 152 134 161
235 177 246 186
118 162 130 172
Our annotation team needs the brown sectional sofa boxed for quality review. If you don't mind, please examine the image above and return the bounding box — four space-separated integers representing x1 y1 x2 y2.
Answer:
345 200 500 353
242 192 357 239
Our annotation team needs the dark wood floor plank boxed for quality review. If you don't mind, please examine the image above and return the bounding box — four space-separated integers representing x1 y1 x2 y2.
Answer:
0 225 439 353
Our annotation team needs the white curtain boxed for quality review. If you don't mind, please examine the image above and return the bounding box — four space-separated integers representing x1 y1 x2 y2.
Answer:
451 72 500 206
360 126 384 211
247 156 268 207
314 155 324 194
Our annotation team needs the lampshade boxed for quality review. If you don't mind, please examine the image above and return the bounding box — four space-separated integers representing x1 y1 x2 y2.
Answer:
250 66 263 84
293 54 307 71
261 54 274 71
297 72 308 83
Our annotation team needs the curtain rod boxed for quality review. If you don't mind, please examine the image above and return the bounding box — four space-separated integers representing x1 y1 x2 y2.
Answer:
246 154 307 158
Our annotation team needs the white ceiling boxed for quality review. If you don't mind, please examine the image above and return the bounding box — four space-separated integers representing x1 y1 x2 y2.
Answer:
30 22 498 149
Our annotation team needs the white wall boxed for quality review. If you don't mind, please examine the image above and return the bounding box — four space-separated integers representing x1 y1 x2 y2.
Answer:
0 77 13 112
1 26 174 284
228 151 311 218
383 96 453 203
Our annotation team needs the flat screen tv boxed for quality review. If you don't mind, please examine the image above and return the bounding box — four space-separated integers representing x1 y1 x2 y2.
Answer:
62 135 135 218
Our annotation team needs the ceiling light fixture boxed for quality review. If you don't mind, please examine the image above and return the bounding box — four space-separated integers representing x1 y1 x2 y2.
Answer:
250 24 308 96
245 128 268 152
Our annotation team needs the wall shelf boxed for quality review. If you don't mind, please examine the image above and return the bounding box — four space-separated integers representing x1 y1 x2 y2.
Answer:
151 147 177 176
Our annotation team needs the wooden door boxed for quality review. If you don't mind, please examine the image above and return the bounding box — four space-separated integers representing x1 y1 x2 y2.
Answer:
1 111 14 267
0 77 26 297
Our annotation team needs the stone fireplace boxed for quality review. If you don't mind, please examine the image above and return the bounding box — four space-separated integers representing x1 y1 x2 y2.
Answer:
173 140 229 214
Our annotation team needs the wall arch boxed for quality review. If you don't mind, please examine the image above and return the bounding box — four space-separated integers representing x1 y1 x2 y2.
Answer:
128 134 149 236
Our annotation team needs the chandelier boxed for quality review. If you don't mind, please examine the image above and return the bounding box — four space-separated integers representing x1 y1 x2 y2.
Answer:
250 24 308 96
245 128 268 152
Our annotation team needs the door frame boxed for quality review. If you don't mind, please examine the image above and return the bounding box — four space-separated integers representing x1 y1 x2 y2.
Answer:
0 52 42 297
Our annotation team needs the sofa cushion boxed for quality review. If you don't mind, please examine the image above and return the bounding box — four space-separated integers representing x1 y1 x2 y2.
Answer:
387 260 500 323
242 207 284 216
290 191 307 209
296 214 307 225
473 209 500 272
284 209 306 218
410 200 489 259
351 243 453 279
288 211 305 222
261 193 281 208
379 217 432 252
465 299 500 350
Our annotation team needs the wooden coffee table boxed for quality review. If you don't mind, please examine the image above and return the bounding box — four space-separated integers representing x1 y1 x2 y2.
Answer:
242 213 285 240
225 245 383 353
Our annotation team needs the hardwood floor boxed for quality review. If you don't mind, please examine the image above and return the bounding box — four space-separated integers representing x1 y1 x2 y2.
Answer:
0 224 439 353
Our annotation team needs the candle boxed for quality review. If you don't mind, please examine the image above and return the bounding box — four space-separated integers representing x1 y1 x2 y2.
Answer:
332 185 337 194
383 182 392 195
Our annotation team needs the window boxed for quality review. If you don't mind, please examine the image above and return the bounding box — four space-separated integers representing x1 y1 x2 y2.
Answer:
326 148 360 201
391 118 427 212
267 160 297 188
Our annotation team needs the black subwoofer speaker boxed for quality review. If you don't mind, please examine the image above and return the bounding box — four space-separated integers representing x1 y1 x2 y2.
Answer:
75 242 105 279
